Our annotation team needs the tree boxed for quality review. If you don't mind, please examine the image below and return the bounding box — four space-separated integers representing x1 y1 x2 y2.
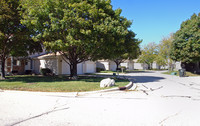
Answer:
156 34 174 70
110 30 141 70
21 0 131 78
0 0 42 79
170 13 200 63
137 42 158 69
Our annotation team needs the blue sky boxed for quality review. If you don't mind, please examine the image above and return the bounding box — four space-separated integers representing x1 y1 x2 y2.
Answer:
111 0 200 46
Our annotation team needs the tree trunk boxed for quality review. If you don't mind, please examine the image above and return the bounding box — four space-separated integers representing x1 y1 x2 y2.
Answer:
69 62 78 79
116 62 120 71
0 58 6 80
114 60 122 71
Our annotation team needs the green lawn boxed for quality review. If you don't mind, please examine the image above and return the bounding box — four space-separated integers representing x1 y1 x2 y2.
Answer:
0 75 129 92
162 71 200 76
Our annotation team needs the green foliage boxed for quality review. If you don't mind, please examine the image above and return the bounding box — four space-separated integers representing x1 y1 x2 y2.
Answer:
0 75 129 92
155 55 167 66
20 0 132 77
155 34 173 68
170 13 200 63
40 68 52 76
0 0 42 79
109 30 141 70
137 42 158 69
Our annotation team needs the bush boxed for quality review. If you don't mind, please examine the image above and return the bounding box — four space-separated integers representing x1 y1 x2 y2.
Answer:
12 70 18 75
40 68 52 76
25 70 32 75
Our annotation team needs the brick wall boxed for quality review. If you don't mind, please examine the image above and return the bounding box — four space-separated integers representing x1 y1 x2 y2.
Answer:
6 58 25 74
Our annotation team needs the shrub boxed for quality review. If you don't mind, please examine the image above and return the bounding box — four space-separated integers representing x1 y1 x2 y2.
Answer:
25 70 32 75
11 70 18 75
40 68 52 76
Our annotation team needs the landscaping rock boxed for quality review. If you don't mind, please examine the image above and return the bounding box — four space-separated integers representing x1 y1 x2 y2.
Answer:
100 78 115 88
110 79 115 86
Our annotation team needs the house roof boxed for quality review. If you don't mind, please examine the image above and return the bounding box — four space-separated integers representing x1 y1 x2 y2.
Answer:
33 52 61 59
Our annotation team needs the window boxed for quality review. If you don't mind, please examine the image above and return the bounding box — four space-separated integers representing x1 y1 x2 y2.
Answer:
13 60 21 66
13 60 17 66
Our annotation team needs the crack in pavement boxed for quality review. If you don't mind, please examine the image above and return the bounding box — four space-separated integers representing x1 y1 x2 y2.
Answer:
7 106 70 126
139 85 164 95
162 95 192 98
46 94 148 100
159 112 180 126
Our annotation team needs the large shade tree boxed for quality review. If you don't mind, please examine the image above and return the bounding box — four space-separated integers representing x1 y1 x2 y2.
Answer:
156 34 174 70
0 0 42 79
137 42 158 69
170 13 200 63
21 0 131 78
109 30 141 70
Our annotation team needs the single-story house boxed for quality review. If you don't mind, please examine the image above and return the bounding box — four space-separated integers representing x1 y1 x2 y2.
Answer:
97 60 134 71
25 52 96 75
133 59 182 70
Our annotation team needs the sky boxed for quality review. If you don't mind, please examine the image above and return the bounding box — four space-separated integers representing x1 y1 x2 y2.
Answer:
111 0 200 46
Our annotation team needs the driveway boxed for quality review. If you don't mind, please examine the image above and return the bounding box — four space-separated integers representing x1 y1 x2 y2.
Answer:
0 71 200 126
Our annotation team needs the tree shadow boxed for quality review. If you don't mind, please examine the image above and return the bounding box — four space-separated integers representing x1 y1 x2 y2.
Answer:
0 76 69 83
126 70 154 73
0 75 124 83
130 76 165 83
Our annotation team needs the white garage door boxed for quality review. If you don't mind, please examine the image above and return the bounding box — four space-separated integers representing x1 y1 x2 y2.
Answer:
62 61 70 75
86 63 95 73
77 63 83 74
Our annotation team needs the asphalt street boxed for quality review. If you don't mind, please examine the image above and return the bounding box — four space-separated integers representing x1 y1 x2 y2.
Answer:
0 71 200 126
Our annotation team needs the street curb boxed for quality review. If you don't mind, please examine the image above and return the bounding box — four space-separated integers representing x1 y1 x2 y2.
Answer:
76 81 134 96
119 81 133 90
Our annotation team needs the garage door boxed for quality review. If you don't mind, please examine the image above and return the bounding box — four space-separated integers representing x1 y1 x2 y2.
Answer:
86 63 95 73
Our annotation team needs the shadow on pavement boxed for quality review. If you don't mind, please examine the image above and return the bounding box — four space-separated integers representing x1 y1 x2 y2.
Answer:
130 76 165 83
126 71 154 73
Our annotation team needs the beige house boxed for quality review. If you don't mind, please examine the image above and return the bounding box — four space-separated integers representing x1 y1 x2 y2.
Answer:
25 52 96 75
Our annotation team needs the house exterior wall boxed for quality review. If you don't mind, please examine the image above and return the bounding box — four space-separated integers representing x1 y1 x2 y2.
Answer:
12 61 25 74
83 61 96 73
128 62 134 70
109 61 117 71
33 59 40 74
96 61 109 70
77 63 83 74
97 60 134 71
40 59 58 75
174 62 181 70
61 60 70 75
60 57 84 75
58 57 62 75
25 60 31 70
5 57 25 75
120 62 128 68
152 62 157 69
120 62 134 70
134 63 148 70
33 58 58 75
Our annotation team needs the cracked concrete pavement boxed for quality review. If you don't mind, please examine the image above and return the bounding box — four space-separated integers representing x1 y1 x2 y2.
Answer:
0 71 200 126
